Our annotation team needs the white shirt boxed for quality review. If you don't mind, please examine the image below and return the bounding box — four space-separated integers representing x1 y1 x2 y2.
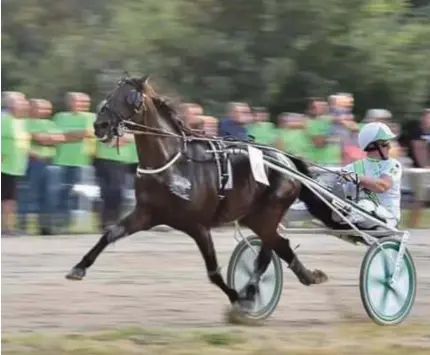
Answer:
343 157 402 221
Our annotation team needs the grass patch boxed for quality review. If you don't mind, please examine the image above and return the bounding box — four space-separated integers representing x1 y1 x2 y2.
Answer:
197 331 245 346
2 322 429 355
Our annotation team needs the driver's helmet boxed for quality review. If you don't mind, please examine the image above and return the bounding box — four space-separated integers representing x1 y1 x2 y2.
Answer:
358 122 396 151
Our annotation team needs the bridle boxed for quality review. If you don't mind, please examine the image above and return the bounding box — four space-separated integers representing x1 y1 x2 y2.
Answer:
98 77 365 184
99 78 147 139
99 78 202 171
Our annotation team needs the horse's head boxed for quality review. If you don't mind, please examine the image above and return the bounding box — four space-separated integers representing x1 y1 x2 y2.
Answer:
94 74 150 142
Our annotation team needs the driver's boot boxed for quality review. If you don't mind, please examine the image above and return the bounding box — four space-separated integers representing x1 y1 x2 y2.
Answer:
289 257 328 285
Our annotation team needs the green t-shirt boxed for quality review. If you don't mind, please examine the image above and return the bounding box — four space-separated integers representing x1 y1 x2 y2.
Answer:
1 114 30 176
278 128 312 158
95 133 138 163
26 118 61 158
53 111 94 166
95 139 137 162
306 116 341 165
84 112 97 157
121 137 139 164
247 121 277 146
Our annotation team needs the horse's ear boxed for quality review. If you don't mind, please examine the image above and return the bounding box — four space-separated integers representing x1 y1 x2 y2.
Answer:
140 75 150 90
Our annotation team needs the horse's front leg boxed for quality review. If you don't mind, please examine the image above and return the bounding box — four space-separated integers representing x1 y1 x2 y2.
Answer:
65 206 154 280
185 226 239 304
239 246 273 308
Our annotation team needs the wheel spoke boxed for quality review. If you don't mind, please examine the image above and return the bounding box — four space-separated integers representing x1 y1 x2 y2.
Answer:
379 285 390 315
238 260 254 277
381 251 392 279
261 272 275 284
390 286 405 308
256 288 264 308
369 275 386 287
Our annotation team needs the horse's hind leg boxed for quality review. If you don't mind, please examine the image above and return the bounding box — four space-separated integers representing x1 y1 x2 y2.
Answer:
65 206 154 280
184 225 239 304
241 196 328 292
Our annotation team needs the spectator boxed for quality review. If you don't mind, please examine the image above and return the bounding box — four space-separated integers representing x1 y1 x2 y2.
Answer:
202 116 219 136
120 130 139 215
180 103 204 130
275 112 310 157
305 97 341 166
247 107 277 146
402 108 430 227
93 99 132 230
18 99 65 235
52 92 94 232
328 93 363 164
363 109 391 123
219 102 252 140
2 91 25 116
1 93 31 236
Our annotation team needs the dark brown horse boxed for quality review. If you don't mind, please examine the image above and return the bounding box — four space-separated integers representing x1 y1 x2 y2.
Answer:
66 75 332 311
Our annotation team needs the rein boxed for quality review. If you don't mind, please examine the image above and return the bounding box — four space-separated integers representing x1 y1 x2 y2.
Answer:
120 120 358 187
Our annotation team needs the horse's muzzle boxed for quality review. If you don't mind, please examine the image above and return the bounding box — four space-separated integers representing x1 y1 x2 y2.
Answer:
93 121 112 141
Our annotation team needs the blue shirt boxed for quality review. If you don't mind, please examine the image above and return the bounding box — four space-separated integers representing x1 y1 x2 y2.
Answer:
219 118 249 140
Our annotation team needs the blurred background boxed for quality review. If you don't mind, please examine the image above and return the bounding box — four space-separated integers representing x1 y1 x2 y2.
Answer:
2 0 430 236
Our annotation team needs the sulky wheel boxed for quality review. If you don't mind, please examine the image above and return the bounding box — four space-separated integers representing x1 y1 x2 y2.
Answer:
226 235 283 321
359 237 417 326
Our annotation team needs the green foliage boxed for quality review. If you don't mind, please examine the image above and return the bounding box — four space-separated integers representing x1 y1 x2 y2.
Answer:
2 0 429 118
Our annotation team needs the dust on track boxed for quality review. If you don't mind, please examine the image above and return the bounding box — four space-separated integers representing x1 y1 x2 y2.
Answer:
2 228 429 333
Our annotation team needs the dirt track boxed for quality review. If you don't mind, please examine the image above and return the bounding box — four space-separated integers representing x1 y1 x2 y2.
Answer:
2 228 430 333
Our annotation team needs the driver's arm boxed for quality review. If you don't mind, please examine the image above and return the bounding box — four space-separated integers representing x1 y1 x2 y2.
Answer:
358 175 392 193
359 161 402 193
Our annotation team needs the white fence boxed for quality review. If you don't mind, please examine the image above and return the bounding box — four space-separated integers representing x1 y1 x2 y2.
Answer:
68 164 430 228
72 165 430 203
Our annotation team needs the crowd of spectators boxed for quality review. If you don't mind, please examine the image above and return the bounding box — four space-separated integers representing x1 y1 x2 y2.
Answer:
1 90 429 236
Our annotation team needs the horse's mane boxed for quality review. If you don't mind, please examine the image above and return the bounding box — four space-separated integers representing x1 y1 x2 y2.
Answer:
140 79 207 137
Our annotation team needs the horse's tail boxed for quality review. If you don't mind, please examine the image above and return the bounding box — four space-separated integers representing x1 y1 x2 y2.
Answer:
289 156 344 229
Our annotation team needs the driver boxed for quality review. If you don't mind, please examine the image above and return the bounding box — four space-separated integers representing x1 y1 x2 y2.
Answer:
336 121 402 228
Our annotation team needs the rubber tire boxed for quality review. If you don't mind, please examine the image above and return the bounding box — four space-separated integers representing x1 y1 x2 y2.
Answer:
226 235 283 320
359 237 417 326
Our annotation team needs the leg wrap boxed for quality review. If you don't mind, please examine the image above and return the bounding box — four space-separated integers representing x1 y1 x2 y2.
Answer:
106 224 127 243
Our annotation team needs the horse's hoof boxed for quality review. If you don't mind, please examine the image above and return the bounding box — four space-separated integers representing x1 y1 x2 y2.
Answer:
65 267 86 280
312 269 328 284
225 302 261 326
235 298 255 314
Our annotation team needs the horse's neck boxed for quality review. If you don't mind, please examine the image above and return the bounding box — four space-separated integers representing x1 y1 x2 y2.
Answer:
134 114 181 169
